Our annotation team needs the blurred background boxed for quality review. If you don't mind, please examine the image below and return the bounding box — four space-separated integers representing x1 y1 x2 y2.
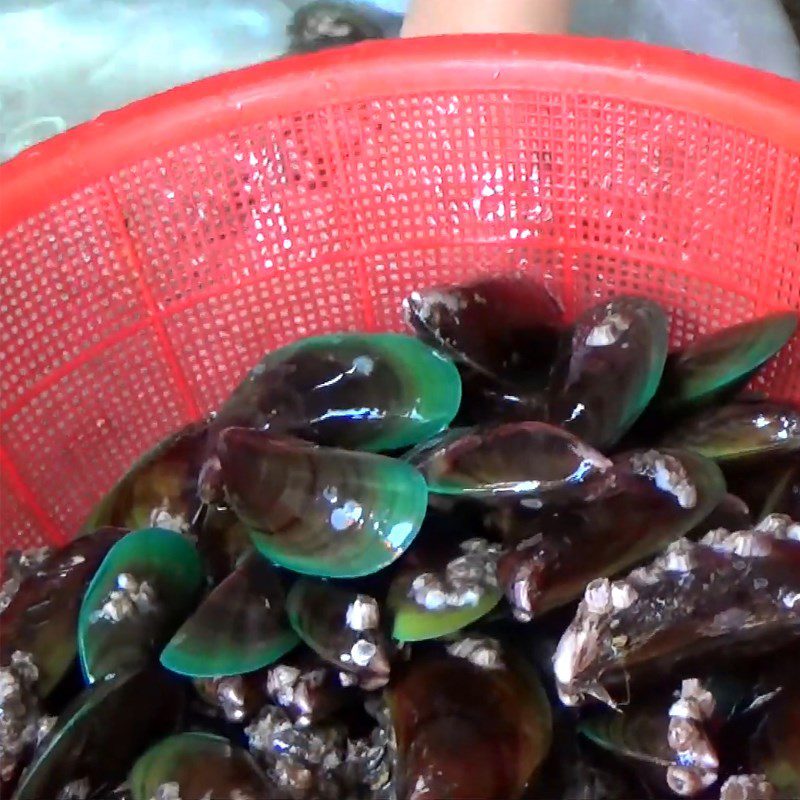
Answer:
1 0 799 163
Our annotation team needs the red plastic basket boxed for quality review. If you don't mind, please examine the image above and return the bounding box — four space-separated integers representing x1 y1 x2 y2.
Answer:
1 35 799 553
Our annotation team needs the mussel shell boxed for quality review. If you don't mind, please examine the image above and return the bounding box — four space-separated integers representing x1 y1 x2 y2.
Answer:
208 333 461 452
662 401 800 462
161 552 298 678
81 421 208 535
580 708 674 768
686 493 753 540
78 528 205 683
456 368 549 426
749 683 800 799
554 535 800 706
496 448 726 618
548 296 669 450
287 1 387 55
657 311 798 411
215 428 428 578
13 668 184 800
0 528 126 697
389 647 552 800
403 274 564 386
412 421 614 500
287 580 391 689
130 732 275 800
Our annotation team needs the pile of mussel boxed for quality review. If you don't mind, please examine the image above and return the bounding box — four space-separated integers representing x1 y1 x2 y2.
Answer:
2 275 799 800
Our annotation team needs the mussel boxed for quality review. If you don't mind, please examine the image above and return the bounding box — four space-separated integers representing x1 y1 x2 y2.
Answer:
548 296 669 449
207 428 428 578
78 528 204 683
130 732 275 800
161 552 298 678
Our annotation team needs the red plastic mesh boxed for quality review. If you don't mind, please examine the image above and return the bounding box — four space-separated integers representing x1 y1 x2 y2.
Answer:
1 39 799 552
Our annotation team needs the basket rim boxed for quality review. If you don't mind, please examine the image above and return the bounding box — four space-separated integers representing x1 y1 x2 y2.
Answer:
2 33 800 231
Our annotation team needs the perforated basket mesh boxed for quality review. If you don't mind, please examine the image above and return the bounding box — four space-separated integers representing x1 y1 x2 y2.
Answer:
1 36 799 552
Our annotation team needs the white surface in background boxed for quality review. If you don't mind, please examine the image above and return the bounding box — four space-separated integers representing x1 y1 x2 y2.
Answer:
1 0 799 163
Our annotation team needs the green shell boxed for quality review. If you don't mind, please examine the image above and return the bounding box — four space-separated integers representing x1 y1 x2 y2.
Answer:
658 311 798 410
662 401 800 462
0 527 126 697
390 584 502 643
548 296 669 450
130 732 274 800
78 528 204 683
286 579 391 688
208 332 462 452
216 428 428 578
160 552 298 678
13 669 184 800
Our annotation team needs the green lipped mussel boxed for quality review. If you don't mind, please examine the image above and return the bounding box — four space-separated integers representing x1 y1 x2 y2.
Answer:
78 528 204 683
548 296 669 450
411 421 614 500
13 668 184 800
210 428 428 578
496 448 726 620
403 274 564 386
0 527 126 697
130 732 275 800
287 580 392 690
161 552 298 678
657 311 798 412
207 332 461 453
389 640 552 800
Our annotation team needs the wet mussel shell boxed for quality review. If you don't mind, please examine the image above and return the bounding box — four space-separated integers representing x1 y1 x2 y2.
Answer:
548 295 669 450
207 332 462 453
78 528 204 684
130 732 275 800
0 527 127 697
411 421 614 501
389 645 552 800
497 448 726 619
657 311 798 412
214 428 428 578
662 401 800 462
403 274 564 386
287 580 391 690
13 668 184 800
161 552 299 679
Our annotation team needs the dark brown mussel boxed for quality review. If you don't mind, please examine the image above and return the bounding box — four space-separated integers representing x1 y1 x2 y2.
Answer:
388 537 504 642
161 552 299 678
656 311 798 412
496 448 726 620
388 638 552 800
579 676 738 796
748 679 800 799
548 296 669 450
130 732 276 800
411 421 614 501
287 580 392 690
205 333 461 454
81 421 208 535
403 274 564 387
78 528 205 683
193 671 269 724
662 401 800 462
553 518 800 708
1 528 126 697
209 427 428 578
13 668 184 800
